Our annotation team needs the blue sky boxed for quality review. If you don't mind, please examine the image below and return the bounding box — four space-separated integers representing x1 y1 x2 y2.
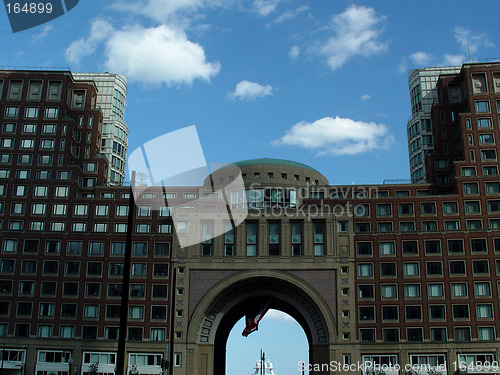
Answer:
1 1 500 373
2 0 499 185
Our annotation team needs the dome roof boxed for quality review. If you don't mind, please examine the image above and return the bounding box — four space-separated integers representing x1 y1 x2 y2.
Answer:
232 158 320 174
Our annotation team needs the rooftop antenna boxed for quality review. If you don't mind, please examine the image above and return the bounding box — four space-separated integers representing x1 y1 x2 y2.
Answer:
467 43 471 62
67 50 71 70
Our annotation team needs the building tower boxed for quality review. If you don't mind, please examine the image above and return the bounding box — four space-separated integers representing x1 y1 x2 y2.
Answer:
407 66 461 182
73 73 128 186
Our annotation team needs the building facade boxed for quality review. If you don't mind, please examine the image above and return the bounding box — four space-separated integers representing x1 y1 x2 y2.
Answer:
72 73 128 186
1 62 500 375
407 66 461 183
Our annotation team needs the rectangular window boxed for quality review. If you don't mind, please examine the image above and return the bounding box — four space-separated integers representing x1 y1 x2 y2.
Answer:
246 222 257 256
268 222 280 256
313 222 325 256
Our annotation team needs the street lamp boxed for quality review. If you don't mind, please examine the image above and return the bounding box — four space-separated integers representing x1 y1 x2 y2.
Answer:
67 354 73 375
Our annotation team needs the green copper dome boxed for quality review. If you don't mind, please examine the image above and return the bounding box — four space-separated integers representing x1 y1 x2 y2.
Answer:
232 158 321 174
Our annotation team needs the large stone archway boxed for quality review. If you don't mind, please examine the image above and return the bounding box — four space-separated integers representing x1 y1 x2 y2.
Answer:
183 270 336 375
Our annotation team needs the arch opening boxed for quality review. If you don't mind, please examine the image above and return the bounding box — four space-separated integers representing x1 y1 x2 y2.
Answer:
215 298 312 375
188 274 334 375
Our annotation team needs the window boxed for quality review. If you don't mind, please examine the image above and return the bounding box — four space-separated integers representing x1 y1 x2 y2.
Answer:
116 205 129 216
381 284 397 298
65 261 80 275
95 205 109 216
484 165 498 175
448 239 464 253
463 183 479 195
481 150 497 162
129 306 144 319
443 201 458 214
60 326 75 339
403 262 419 277
474 282 491 297
40 281 56 296
356 242 372 256
151 328 166 341
151 306 167 320
400 222 415 231
451 283 468 297
111 242 125 255
11 202 25 214
133 242 147 256
377 222 393 232
382 306 398 321
476 101 490 112
359 306 375 321
358 285 374 299
313 222 324 255
422 221 437 231
472 260 490 275
404 284 420 298
487 200 500 212
380 263 396 277
376 204 391 216
355 223 370 232
5 106 18 118
87 262 102 276
426 262 443 276
357 263 373 277
425 240 441 254
471 239 487 253
359 329 375 342
154 243 170 256
421 202 436 214
137 205 151 217
52 204 67 215
450 261 466 276
453 305 469 320
67 241 82 254
131 263 146 277
461 167 476 176
44 107 58 118
402 241 418 255
153 264 168 277
398 203 413 215
477 304 493 319
478 118 492 128
407 328 423 342
466 219 482 230
444 220 460 230
478 327 495 341
379 242 395 255
428 283 444 297
136 223 150 233
479 133 494 144
3 239 17 252
130 284 145 298
128 327 142 341
429 305 445 320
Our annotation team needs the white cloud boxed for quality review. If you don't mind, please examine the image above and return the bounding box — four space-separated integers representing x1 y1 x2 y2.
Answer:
110 0 223 23
409 51 433 66
289 45 300 60
228 80 273 101
274 5 308 23
273 116 392 156
102 24 220 86
443 54 465 66
315 5 387 70
32 25 54 44
454 26 494 55
360 94 371 101
265 309 295 324
66 19 114 64
253 0 282 16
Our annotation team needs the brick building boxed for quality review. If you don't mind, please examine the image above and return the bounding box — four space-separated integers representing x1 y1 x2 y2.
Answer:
1 62 500 375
